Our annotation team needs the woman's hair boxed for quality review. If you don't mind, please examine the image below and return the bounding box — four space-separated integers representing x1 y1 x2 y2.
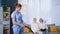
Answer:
39 18 43 22
15 3 22 8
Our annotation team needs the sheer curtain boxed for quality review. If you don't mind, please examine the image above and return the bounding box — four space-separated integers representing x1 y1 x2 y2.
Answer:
18 0 53 25
18 0 60 26
18 0 41 24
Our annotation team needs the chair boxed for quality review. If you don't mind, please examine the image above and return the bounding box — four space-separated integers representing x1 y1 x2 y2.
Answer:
49 25 58 32
24 26 34 34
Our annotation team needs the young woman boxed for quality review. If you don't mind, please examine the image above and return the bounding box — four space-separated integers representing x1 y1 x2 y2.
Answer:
11 3 25 34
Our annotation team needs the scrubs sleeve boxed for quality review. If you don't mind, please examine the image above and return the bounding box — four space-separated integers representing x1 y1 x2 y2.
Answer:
11 13 16 19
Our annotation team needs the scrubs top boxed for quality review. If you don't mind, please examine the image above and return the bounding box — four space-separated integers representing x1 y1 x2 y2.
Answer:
11 11 23 28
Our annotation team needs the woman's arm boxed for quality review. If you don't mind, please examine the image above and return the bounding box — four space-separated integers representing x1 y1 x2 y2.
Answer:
22 19 26 26
12 19 24 27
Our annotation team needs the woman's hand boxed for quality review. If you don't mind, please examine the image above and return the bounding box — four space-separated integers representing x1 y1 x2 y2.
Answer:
22 20 26 26
20 24 25 27
35 32 39 34
45 28 48 31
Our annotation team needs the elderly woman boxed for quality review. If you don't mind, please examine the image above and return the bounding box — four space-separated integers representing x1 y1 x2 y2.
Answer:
38 18 48 34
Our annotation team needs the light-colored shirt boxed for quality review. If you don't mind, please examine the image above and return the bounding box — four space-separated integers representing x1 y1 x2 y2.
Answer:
38 22 48 29
31 22 39 33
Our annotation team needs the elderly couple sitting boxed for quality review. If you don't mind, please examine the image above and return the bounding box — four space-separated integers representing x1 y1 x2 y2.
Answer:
31 18 48 34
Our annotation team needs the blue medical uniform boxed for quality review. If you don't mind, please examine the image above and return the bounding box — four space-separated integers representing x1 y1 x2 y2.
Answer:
11 11 24 34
